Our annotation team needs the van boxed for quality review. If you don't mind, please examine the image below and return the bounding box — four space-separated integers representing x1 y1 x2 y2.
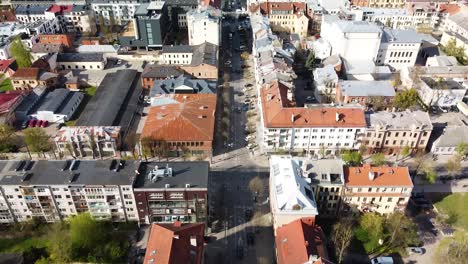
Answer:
370 257 393 264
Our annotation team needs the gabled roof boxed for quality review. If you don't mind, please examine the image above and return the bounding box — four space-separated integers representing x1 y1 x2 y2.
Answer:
142 94 216 142
11 67 39 80
142 65 184 79
144 222 205 264
261 81 366 128
275 218 332 264
0 59 15 72
0 91 23 113
345 164 413 187
151 75 216 95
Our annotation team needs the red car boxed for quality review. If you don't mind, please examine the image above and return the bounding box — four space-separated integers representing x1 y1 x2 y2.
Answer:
40 120 48 127
35 120 43 127
28 119 36 127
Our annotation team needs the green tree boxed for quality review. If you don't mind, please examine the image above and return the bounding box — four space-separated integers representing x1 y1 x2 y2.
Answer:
69 213 105 252
401 145 411 158
455 142 468 157
442 38 467 65
10 37 32 68
424 167 437 184
371 153 386 166
385 212 419 253
355 213 385 253
368 96 386 111
23 128 51 156
446 156 462 176
435 231 468 264
305 51 316 73
342 150 363 166
332 217 354 264
393 88 419 110
47 221 72 263
392 72 402 87
0 124 17 153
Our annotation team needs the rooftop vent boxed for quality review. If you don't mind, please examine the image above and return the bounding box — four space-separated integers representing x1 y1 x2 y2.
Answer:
185 183 191 188
368 171 376 181
148 165 173 182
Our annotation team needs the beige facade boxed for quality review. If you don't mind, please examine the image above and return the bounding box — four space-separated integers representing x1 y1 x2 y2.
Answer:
343 187 411 214
269 14 309 37
368 0 405 8
362 111 432 155
181 63 218 79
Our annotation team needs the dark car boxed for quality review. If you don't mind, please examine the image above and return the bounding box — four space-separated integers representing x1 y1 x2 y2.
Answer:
21 120 29 129
430 106 438 115
244 209 253 221
246 232 255 245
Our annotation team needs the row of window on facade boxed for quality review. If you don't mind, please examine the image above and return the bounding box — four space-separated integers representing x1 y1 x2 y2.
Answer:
61 64 101 70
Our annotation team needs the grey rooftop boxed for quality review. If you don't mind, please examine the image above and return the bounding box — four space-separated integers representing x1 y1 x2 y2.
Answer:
340 80 396 97
366 110 432 130
57 53 104 62
433 126 468 148
382 28 422 43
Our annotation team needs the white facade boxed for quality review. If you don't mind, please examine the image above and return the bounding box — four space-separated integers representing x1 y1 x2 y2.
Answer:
377 28 422 70
63 9 97 34
313 64 338 101
443 11 468 40
58 60 106 70
263 126 366 156
0 42 12 60
187 7 221 46
269 155 318 230
321 15 382 64
431 126 468 155
162 51 193 65
417 78 467 108
441 31 468 57
91 2 140 25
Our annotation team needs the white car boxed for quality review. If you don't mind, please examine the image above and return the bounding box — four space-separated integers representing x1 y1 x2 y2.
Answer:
117 59 122 65
407 247 425 255
245 135 255 141
246 143 257 150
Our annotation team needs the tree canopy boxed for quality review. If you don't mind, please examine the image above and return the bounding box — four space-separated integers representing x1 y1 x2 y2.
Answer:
0 124 17 153
305 51 316 73
23 127 51 154
442 38 467 65
248 176 264 198
332 217 355 264
10 37 32 68
455 142 468 157
342 150 363 166
435 231 468 264
446 156 462 176
393 88 419 110
370 153 386 166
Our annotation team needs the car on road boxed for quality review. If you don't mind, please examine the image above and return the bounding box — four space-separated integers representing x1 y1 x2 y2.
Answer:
244 209 253 221
117 59 122 65
407 247 425 255
370 256 393 264
306 95 315 102
242 104 249 111
245 135 255 141
125 63 131 68
246 143 257 150
246 232 255 245
439 106 449 113
245 83 253 87
225 60 231 65
236 106 242 113
21 120 29 129
430 106 438 115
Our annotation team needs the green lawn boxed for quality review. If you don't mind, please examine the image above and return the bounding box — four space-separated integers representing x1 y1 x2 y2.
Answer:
0 78 13 92
84 86 96 96
435 193 468 230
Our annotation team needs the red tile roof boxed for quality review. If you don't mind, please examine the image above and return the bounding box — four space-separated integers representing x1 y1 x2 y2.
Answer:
0 59 15 72
439 4 461 15
11 67 40 80
261 81 366 128
48 5 73 14
345 164 413 187
0 10 16 22
275 218 333 264
142 94 216 141
143 222 205 264
260 2 306 13
0 91 23 113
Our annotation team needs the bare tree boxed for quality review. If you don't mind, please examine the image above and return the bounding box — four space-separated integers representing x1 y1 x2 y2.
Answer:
248 176 264 198
332 218 354 264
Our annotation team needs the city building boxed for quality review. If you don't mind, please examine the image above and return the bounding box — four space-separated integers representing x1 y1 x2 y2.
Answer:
119 2 170 49
0 59 18 77
269 156 318 231
343 164 413 214
336 80 395 106
29 88 84 123
363 110 433 155
141 94 216 157
431 126 468 155
38 33 73 48
442 9 468 40
61 4 97 34
307 38 331 60
161 42 218 79
186 6 221 46
259 2 309 37
425 55 460 67
91 0 141 25
0 159 140 223
313 65 338 103
302 158 344 216
261 81 367 155
165 0 198 29
56 53 107 70
354 0 405 8
141 65 185 89
401 65 468 88
418 76 467 108
134 162 209 224
54 126 122 158
10 67 58 91
440 31 468 57
76 70 141 135
0 92 24 126
31 43 63 61
15 5 52 24
321 15 382 64
143 222 205 264
150 75 216 95
275 218 331 264
14 87 47 123
377 28 422 70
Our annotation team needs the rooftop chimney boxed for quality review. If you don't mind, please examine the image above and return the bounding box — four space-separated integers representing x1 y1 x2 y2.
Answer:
368 171 376 181
336 112 340 122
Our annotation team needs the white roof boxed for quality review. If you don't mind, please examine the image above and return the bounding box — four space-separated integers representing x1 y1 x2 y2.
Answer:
340 80 396 97
77 45 119 53
314 65 338 85
366 110 432 130
270 156 318 215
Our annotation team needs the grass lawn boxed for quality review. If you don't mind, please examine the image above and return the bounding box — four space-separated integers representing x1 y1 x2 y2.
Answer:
435 193 468 230
0 78 13 92
84 86 97 96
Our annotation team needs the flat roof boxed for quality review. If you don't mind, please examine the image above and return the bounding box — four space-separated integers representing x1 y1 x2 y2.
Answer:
76 70 139 126
0 160 140 186
340 80 396 97
382 28 422 43
134 162 209 189
366 110 432 130
302 158 345 185
433 126 468 148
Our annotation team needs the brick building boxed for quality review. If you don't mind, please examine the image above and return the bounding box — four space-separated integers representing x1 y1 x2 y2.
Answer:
38 34 74 48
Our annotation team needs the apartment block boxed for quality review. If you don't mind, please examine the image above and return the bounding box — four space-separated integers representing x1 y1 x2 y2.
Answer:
187 6 221 46
363 110 433 155
377 28 422 70
269 156 318 231
10 67 58 91
0 160 140 223
343 164 413 214
302 158 345 216
259 2 309 37
91 0 142 25
133 162 209 224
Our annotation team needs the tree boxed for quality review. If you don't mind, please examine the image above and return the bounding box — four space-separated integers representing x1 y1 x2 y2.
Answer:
69 213 105 253
401 145 411 158
435 231 468 264
385 212 419 253
424 167 437 184
368 96 386 111
356 213 385 253
10 37 32 68
98 15 109 42
332 217 354 263
370 153 386 166
0 124 17 153
392 72 401 87
47 222 72 263
442 38 467 65
154 139 170 161
446 156 462 176
455 142 468 157
180 145 191 161
393 88 419 110
342 150 362 166
305 51 316 73
248 176 263 198
23 128 51 156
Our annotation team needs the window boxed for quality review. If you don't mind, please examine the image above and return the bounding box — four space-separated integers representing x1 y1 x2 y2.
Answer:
321 174 327 180
387 198 392 202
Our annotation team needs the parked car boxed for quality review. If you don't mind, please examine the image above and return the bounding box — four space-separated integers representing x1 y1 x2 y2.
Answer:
407 247 425 255
430 106 438 115
439 106 449 113
28 119 36 127
41 120 48 128
35 120 43 127
116 59 122 65
21 120 29 129
370 256 393 264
